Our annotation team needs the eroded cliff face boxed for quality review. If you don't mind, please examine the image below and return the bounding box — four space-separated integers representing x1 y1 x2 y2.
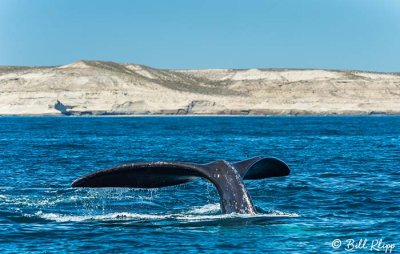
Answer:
0 60 399 115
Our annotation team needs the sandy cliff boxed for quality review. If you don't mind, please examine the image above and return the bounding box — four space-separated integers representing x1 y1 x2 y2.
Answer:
0 60 399 115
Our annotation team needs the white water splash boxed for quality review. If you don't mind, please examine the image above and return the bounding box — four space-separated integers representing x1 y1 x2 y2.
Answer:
189 203 220 214
33 209 299 223
34 211 172 222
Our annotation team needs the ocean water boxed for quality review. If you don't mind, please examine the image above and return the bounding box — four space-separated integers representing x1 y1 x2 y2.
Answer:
0 116 399 253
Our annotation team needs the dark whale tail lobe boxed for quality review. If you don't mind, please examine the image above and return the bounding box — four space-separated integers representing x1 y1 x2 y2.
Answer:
72 156 290 214
233 156 290 179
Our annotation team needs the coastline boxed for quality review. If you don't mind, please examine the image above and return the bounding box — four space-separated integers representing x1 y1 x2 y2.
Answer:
1 60 399 117
0 112 398 117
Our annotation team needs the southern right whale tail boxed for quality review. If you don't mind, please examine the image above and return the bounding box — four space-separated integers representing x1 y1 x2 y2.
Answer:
72 156 290 214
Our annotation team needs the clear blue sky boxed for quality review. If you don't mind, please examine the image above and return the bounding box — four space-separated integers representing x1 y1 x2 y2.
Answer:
1 0 399 71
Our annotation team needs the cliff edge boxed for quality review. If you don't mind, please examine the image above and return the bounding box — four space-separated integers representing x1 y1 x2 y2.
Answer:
0 60 399 115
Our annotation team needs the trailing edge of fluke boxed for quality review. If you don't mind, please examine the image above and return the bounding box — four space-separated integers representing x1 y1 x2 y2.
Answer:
72 156 290 214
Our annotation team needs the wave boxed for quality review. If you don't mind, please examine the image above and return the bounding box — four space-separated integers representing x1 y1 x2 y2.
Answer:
32 204 299 223
34 211 170 222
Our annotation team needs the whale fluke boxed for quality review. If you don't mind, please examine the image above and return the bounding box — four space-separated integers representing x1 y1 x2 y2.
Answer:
233 156 290 179
72 162 201 188
72 156 290 214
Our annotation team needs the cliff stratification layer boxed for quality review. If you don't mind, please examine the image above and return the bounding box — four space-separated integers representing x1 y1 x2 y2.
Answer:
1 60 399 115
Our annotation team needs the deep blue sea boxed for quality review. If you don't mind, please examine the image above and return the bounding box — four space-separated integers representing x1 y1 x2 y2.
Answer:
0 116 399 253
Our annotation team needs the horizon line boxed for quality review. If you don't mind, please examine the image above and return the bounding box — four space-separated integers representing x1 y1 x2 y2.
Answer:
0 59 399 75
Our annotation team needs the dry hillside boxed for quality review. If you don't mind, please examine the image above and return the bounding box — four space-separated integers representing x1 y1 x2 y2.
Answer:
0 60 399 115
